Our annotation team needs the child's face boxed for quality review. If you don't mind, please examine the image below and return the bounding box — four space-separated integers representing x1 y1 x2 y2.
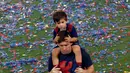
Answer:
55 18 67 30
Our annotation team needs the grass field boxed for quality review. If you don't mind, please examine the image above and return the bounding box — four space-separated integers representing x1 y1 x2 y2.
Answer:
0 0 130 73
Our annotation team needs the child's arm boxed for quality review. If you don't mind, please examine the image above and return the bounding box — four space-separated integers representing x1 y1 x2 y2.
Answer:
65 36 78 43
53 35 59 44
70 37 78 43
69 25 78 43
53 29 59 44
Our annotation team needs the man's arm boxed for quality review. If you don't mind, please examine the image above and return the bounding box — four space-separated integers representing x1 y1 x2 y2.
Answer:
83 65 94 73
75 65 94 73
80 48 94 73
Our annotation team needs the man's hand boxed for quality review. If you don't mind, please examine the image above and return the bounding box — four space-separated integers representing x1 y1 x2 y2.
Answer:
75 65 95 73
50 66 62 73
75 67 84 73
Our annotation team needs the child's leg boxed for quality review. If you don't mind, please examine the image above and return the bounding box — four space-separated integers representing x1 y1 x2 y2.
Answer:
72 45 82 66
52 47 60 66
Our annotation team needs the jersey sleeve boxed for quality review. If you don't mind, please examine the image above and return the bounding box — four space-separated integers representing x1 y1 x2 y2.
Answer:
48 54 53 72
81 48 93 68
53 30 56 40
70 26 78 37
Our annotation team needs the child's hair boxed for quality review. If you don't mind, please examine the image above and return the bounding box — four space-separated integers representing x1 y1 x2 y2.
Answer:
57 30 70 43
52 10 67 23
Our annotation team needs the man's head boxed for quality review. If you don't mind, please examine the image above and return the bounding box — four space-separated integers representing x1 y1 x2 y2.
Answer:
53 10 67 30
57 30 72 54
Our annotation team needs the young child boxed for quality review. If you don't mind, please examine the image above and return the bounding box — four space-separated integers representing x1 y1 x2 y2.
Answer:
52 10 82 67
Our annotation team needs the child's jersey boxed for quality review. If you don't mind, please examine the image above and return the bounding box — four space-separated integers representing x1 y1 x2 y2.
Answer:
53 23 78 40
48 48 93 73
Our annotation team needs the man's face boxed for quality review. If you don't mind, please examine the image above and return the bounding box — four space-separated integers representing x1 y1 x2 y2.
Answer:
55 18 67 30
58 41 72 54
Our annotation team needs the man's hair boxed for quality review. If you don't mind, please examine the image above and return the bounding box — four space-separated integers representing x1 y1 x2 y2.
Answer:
52 10 67 23
57 30 70 43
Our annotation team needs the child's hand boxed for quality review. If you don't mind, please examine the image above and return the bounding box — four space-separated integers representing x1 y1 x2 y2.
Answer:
65 36 71 42
54 35 60 43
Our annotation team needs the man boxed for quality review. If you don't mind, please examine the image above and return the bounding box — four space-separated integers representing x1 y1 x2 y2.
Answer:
48 30 94 73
